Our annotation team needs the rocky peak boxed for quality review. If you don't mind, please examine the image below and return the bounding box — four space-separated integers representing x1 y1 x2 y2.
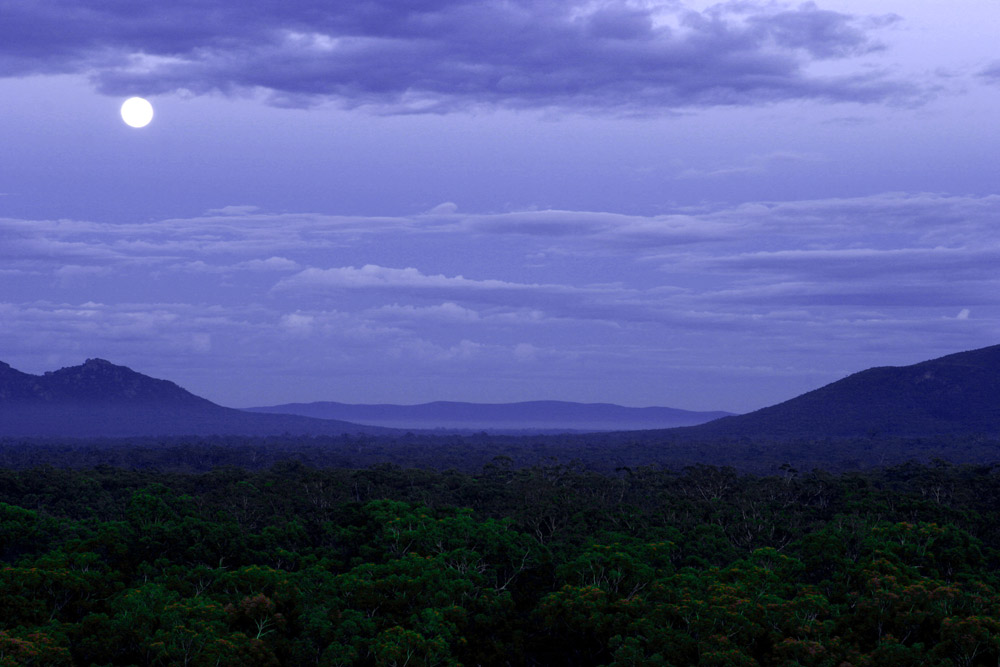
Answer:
7 358 217 407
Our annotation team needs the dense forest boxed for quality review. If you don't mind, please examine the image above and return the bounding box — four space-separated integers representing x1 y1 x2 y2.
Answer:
5 430 1000 474
4 458 1000 665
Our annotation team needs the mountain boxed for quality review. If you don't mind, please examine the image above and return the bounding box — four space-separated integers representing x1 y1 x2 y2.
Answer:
0 359 389 437
244 400 733 432
1 358 220 407
674 344 1000 440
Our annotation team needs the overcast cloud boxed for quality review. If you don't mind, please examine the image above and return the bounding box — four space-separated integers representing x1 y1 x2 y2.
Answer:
0 0 916 112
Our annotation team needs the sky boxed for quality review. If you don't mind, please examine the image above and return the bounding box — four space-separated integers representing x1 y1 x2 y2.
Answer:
2 0 1000 413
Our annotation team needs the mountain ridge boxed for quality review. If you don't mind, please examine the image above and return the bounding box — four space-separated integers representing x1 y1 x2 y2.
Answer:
670 344 1000 440
7 343 1000 441
35 358 218 407
245 399 733 431
0 359 391 437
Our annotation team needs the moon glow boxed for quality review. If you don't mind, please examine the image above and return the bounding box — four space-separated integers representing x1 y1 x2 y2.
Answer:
120 97 154 128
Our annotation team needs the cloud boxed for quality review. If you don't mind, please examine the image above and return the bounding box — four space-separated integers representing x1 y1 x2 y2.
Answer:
8 193 1000 325
459 209 738 248
743 3 897 59
53 264 113 285
979 61 1000 83
425 202 459 215
204 205 261 216
365 301 581 328
8 191 1000 410
174 256 302 274
708 247 1000 281
273 264 558 293
234 257 301 272
675 151 823 179
8 193 1000 285
391 338 485 363
5 192 1000 410
0 1 918 113
0 300 230 361
279 312 315 336
0 211 409 272
513 342 538 362
268 265 646 322
367 302 482 323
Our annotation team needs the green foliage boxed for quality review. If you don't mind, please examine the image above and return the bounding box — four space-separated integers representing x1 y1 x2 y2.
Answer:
2 461 1000 665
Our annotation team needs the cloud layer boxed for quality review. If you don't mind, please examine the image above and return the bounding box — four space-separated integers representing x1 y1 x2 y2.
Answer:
2 192 998 410
0 0 913 112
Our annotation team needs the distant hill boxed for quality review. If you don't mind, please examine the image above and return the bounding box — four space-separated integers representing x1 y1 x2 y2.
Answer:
673 344 1000 440
0 359 389 437
244 400 733 432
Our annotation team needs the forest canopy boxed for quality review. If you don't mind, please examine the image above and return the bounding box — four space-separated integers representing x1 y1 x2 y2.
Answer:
3 459 1000 665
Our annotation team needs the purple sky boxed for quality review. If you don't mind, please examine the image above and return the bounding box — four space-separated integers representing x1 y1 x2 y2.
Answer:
2 0 1000 412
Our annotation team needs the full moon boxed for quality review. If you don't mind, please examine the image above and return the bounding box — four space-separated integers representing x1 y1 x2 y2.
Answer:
120 97 154 128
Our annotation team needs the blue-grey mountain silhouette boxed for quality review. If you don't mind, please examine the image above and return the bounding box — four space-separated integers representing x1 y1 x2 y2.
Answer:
0 359 388 437
245 400 732 432
675 344 1000 440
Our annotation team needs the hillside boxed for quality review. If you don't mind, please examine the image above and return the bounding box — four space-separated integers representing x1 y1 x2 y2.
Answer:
673 344 1000 440
0 359 389 437
245 400 732 432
